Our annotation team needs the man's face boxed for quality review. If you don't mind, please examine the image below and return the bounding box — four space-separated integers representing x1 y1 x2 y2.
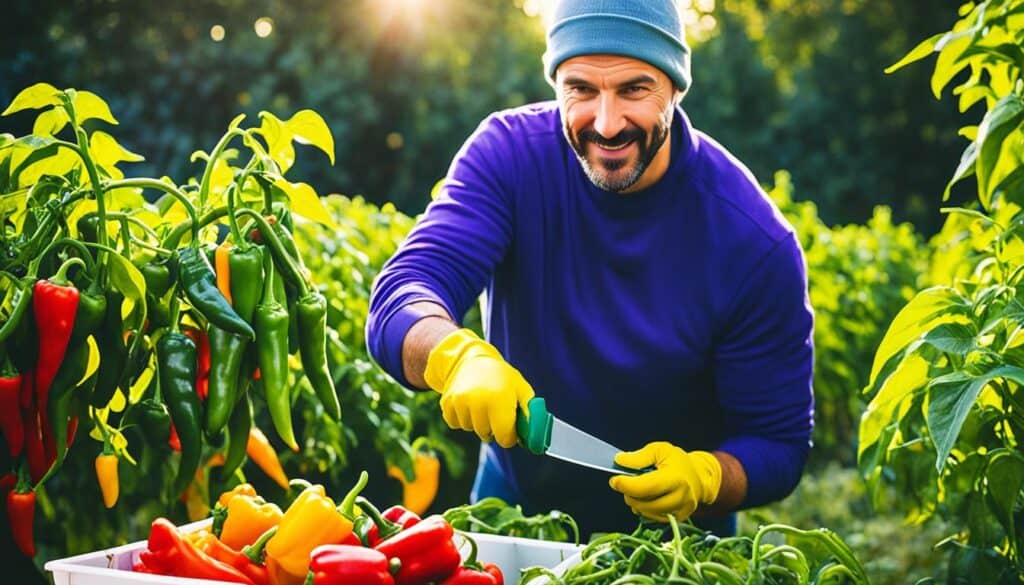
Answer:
556 55 678 193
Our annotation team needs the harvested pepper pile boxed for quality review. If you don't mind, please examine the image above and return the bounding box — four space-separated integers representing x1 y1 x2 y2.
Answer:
133 472 505 585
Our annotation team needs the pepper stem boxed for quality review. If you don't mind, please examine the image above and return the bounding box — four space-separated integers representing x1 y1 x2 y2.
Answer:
233 209 310 297
336 470 369 519
242 525 277 564
50 257 87 286
355 496 401 542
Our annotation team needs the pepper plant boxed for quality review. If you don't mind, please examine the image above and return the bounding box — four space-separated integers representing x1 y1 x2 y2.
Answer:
0 83 460 565
858 1 1024 581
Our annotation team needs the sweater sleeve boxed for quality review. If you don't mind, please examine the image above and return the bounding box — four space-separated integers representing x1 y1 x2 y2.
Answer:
365 115 515 388
713 233 815 508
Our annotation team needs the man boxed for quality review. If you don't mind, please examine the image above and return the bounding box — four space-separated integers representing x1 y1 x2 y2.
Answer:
367 0 813 537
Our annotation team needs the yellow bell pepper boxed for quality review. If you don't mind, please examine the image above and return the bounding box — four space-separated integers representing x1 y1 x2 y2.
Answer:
220 493 283 551
264 471 367 584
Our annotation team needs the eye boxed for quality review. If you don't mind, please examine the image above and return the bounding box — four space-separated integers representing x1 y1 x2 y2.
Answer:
565 85 596 97
623 86 649 96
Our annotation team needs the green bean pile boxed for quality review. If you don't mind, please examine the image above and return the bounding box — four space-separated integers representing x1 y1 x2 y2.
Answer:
519 517 868 584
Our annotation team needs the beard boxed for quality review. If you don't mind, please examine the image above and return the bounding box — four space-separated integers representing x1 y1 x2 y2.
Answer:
565 113 672 193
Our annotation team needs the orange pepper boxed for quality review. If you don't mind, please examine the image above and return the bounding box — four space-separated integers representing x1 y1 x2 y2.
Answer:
217 483 258 509
215 241 233 304
388 440 440 515
246 427 288 489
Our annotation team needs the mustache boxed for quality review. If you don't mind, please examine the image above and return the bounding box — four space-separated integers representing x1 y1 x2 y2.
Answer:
576 127 645 148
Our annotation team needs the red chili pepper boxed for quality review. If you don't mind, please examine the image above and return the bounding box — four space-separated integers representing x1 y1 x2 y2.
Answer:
374 515 461 585
138 518 255 584
33 260 81 426
7 468 36 557
308 544 398 585
19 370 33 411
184 328 210 400
0 370 24 457
168 423 182 452
23 402 47 484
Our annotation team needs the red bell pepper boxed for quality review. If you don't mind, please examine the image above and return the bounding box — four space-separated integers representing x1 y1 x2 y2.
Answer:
308 544 398 585
137 518 256 584
441 534 504 585
374 515 461 585
0 368 23 457
362 498 421 546
33 259 81 426
7 468 36 557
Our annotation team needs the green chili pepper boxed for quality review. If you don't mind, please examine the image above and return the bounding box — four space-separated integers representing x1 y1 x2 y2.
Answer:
140 255 177 299
46 343 92 473
177 247 254 340
228 245 263 324
254 251 295 449
70 281 106 345
90 291 128 408
295 291 340 421
205 326 245 438
222 387 252 479
76 214 99 243
0 280 33 356
130 398 172 448
158 329 202 496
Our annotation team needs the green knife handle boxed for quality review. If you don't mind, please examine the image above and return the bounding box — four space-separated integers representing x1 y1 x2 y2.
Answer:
516 397 553 455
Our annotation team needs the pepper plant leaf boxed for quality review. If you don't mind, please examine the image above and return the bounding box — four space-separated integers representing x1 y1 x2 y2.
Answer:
1 82 62 116
273 177 337 229
287 109 335 165
927 365 1024 472
975 94 1024 209
986 449 1024 538
71 90 118 126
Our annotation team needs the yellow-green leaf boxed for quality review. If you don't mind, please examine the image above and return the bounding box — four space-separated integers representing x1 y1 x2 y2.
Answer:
860 354 930 457
228 113 247 131
869 286 967 386
83 335 100 383
90 131 144 180
258 112 295 173
275 178 337 228
32 107 70 136
2 83 62 116
287 109 335 164
109 388 127 413
73 90 118 125
18 147 80 187
885 32 943 74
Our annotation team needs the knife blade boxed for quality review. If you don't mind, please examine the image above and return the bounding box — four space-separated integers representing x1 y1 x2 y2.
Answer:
516 397 651 476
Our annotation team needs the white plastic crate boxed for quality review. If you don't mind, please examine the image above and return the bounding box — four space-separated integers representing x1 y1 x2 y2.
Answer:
44 518 581 585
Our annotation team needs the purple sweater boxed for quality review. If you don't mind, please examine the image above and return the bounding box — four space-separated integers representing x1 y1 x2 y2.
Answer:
367 102 814 531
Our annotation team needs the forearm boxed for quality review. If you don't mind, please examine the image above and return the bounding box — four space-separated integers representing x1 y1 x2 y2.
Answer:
401 302 459 389
697 450 747 516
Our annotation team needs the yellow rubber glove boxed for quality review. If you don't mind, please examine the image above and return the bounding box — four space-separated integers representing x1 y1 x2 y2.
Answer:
423 328 535 448
608 442 722 522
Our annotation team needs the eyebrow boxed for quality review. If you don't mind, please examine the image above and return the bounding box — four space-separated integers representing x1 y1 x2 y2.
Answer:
561 74 658 88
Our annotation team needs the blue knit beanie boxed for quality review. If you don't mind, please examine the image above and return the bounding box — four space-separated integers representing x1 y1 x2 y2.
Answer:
543 0 691 92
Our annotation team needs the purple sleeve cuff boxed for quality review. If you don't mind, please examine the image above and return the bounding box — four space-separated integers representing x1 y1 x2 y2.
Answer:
367 300 449 390
717 435 810 508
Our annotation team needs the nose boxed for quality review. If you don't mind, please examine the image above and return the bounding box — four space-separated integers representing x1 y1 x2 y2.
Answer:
593 93 626 139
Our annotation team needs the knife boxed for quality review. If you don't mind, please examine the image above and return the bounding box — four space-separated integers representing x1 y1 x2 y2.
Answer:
515 397 653 476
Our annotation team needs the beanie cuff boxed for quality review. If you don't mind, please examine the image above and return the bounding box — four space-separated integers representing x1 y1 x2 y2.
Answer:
543 14 691 92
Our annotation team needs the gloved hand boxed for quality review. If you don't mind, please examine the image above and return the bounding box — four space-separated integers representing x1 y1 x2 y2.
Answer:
423 328 535 448
608 442 722 522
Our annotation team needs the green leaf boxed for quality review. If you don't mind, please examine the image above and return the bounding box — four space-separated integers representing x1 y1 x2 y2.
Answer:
885 33 944 74
986 449 1024 539
1 83 62 116
273 177 337 229
976 94 1024 209
922 322 978 355
286 110 335 164
944 141 978 200
72 90 118 125
927 365 1024 472
869 287 968 387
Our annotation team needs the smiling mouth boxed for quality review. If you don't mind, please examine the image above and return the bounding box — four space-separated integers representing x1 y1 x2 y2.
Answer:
595 140 633 151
